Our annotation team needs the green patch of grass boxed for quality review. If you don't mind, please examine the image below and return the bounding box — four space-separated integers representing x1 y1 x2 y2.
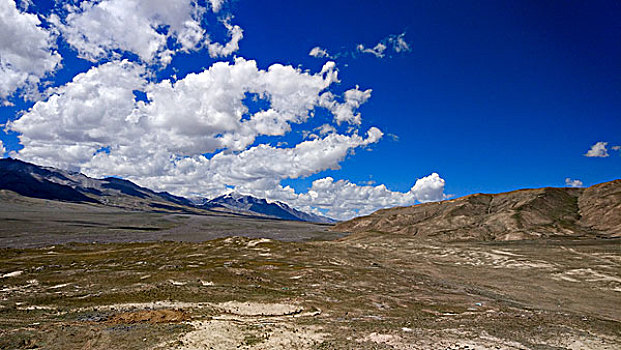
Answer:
243 333 265 346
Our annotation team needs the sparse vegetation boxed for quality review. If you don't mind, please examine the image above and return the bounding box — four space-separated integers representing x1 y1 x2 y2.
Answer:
1 234 619 349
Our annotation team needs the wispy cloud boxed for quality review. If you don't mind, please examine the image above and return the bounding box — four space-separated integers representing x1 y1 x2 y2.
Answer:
309 46 330 58
309 31 412 60
357 32 411 58
356 42 387 58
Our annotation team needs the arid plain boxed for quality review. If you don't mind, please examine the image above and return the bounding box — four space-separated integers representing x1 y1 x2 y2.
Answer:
2 180 620 349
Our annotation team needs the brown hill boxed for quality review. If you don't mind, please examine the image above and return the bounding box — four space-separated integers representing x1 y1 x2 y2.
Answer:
332 179 621 241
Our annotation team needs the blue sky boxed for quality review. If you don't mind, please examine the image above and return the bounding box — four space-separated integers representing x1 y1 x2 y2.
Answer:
1 0 619 219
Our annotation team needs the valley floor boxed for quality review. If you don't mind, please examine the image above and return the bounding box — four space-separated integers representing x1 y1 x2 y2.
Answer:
1 232 620 349
0 197 339 248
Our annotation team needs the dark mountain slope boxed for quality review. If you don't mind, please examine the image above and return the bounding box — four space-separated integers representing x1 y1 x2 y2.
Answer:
0 158 333 223
0 159 97 203
0 158 201 212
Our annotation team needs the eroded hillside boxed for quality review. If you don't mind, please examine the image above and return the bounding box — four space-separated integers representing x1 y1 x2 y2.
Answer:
333 180 621 241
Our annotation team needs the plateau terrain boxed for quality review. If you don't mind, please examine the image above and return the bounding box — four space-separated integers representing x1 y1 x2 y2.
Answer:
0 161 619 349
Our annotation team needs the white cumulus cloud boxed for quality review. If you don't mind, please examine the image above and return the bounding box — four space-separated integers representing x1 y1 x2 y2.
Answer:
6 54 448 219
8 60 146 169
134 58 339 154
0 0 62 101
53 0 239 64
8 52 450 219
584 141 609 158
410 172 446 202
75 128 389 220
293 172 446 220
8 59 385 195
209 128 383 181
4 2 445 220
565 178 583 188
9 58 342 166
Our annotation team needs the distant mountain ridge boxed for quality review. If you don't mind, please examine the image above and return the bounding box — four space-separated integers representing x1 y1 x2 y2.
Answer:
0 158 334 223
200 192 336 224
333 180 621 241
0 158 196 211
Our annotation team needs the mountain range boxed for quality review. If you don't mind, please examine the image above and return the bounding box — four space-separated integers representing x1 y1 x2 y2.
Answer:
333 179 621 241
199 193 335 224
2 157 619 239
0 158 334 223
